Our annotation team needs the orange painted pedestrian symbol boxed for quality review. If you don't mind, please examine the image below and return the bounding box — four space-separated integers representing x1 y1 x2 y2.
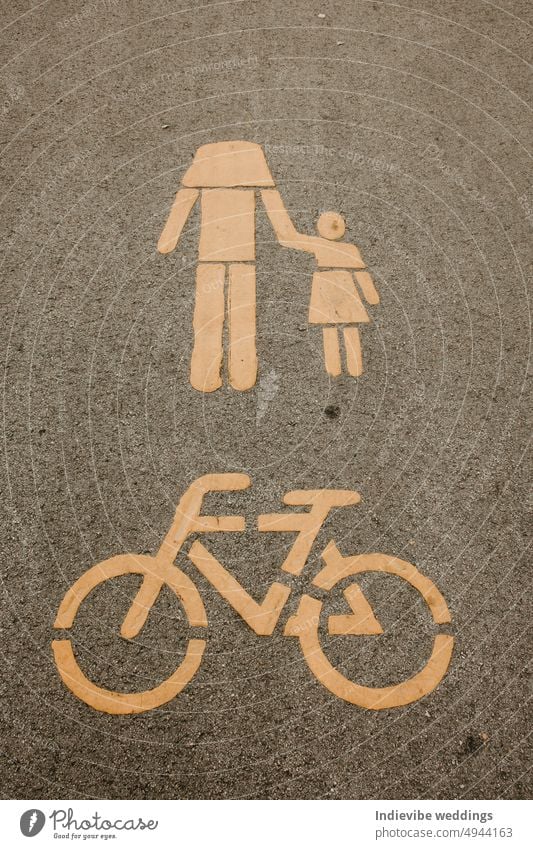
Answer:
158 141 379 391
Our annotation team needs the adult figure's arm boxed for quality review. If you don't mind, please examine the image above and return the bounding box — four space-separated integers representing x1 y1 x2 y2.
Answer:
261 190 365 268
261 189 316 253
157 188 199 254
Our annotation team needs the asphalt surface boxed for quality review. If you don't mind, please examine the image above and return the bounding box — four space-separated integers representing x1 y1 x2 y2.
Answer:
0 0 531 800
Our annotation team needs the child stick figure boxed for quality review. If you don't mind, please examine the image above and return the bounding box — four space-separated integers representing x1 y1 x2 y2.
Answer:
260 194 379 378
308 211 380 377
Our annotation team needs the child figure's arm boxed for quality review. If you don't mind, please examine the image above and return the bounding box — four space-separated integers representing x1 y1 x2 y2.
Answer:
157 187 199 254
354 270 380 305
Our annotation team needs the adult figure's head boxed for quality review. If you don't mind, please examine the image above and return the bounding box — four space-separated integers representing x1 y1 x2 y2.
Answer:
182 140 275 188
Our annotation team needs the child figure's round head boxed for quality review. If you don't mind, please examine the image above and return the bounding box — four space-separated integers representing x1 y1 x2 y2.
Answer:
317 211 346 240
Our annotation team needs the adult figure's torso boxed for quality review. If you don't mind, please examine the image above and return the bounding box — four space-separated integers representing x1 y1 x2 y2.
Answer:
198 189 256 262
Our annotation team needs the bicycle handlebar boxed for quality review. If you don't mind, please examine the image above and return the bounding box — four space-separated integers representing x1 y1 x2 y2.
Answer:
283 489 361 507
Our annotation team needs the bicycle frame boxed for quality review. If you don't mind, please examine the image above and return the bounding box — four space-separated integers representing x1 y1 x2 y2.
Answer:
120 473 361 639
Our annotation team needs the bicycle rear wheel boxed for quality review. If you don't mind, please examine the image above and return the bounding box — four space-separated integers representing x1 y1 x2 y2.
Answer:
52 554 207 714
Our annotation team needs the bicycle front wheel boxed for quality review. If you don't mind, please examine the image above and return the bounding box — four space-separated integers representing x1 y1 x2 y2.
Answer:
285 544 453 710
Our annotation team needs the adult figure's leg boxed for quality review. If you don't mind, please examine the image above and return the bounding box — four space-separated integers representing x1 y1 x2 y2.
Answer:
228 263 257 391
190 263 225 392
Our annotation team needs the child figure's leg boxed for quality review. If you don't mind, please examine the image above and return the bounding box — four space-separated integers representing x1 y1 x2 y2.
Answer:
322 327 342 377
228 263 257 391
190 263 225 392
344 326 363 376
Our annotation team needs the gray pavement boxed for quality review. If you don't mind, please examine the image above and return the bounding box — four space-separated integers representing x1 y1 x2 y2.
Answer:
0 0 531 799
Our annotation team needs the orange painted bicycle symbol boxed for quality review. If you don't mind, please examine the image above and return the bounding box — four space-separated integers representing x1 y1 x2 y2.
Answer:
52 474 453 714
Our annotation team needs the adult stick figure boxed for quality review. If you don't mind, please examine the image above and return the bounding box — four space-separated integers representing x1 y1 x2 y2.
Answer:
158 141 278 392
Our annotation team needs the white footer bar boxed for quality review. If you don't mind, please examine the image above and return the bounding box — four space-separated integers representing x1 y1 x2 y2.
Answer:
3 799 529 848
